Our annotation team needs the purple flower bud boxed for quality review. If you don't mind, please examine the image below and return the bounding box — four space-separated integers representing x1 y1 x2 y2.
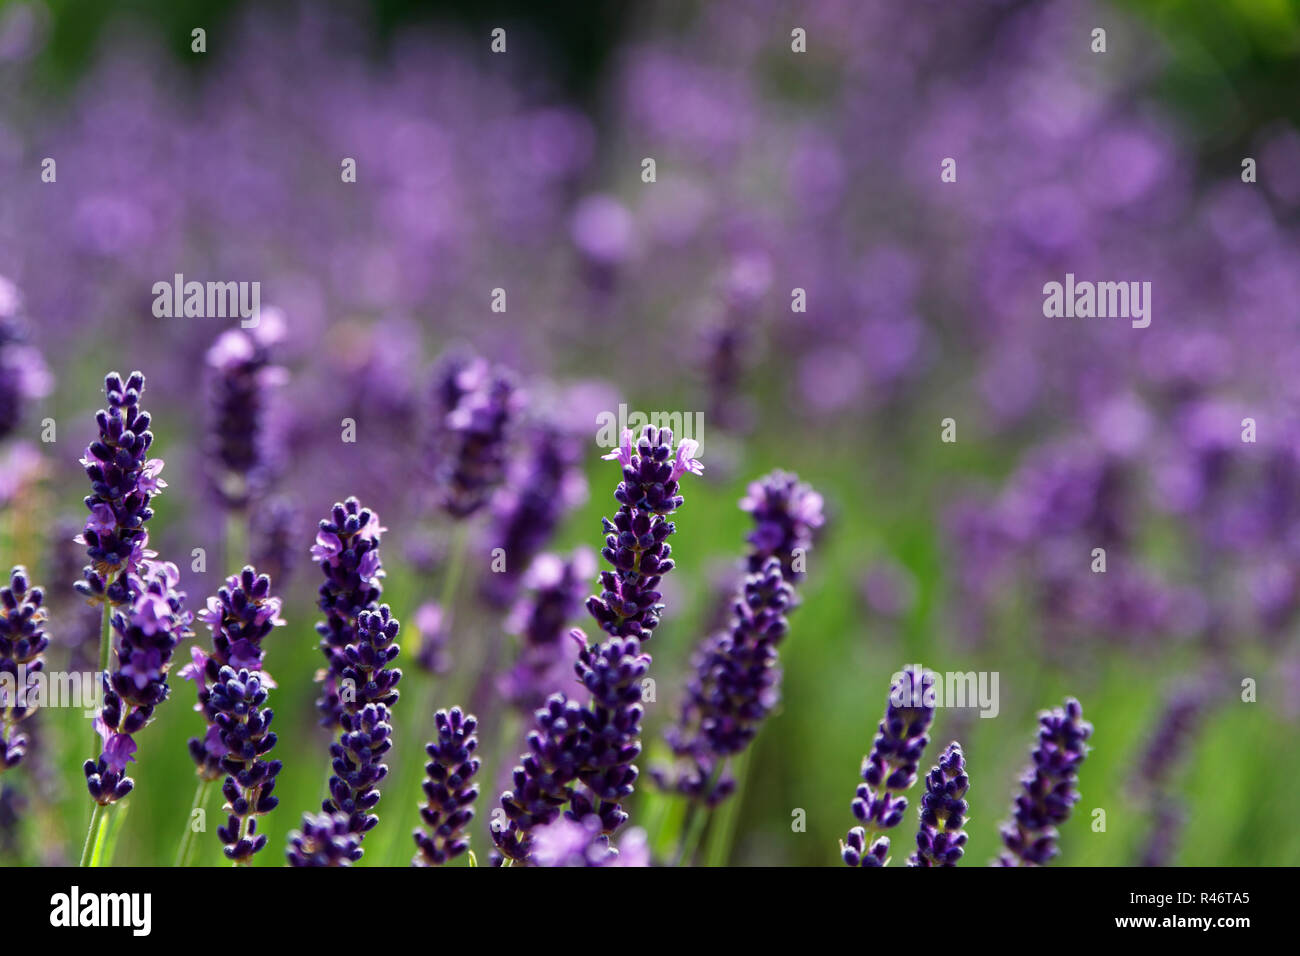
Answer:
0 567 49 772
301 604 401 858
205 324 285 508
654 557 793 804
908 742 969 867
74 372 164 606
841 666 935 867
531 814 649 868
428 354 519 519
209 667 281 862
996 698 1092 866
412 707 480 866
85 561 193 805
739 470 824 582
480 421 587 607
311 498 385 727
183 567 284 782
286 811 363 867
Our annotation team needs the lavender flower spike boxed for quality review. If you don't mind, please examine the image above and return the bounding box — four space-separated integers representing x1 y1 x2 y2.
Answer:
531 815 649 868
210 666 281 861
412 707 480 866
587 425 703 641
1 567 49 772
0 288 52 442
739 470 824 582
996 698 1092 867
181 567 284 781
286 811 363 867
435 357 519 519
205 317 286 509
318 604 401 846
654 557 793 805
841 666 935 867
908 742 969 867
75 372 165 607
85 561 193 805
311 498 385 728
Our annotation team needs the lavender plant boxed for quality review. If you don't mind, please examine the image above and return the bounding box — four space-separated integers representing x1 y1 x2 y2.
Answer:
738 470 824 582
0 286 50 442
313 605 402 850
531 814 649 868
0 567 48 772
908 742 969 867
286 811 363 867
209 666 280 862
85 561 193 806
841 666 935 867
412 706 479 866
204 320 285 510
996 698 1092 866
434 356 519 520
499 549 594 712
311 498 385 728
492 425 701 863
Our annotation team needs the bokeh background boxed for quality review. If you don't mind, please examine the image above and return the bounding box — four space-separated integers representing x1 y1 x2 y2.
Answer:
2 0 1300 866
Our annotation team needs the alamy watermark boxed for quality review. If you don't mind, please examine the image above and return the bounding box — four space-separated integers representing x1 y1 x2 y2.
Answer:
0 666 103 717
1042 273 1151 329
889 665 1000 718
595 403 705 451
151 273 261 327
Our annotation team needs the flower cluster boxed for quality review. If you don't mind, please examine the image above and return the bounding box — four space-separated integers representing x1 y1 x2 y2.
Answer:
251 497 300 592
412 707 480 866
85 561 192 805
209 667 281 861
313 605 402 856
997 698 1092 866
311 498 385 728
0 567 48 772
492 694 588 863
286 811 362 867
74 372 166 606
480 420 587 607
842 666 935 867
908 742 969 867
433 355 519 519
739 470 824 581
655 557 793 804
204 317 286 509
182 566 284 780
531 814 649 868
587 426 702 640
499 549 594 711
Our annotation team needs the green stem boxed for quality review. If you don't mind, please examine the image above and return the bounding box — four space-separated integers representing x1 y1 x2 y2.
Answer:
704 750 751 866
673 762 725 866
174 779 213 867
226 508 248 572
80 803 106 867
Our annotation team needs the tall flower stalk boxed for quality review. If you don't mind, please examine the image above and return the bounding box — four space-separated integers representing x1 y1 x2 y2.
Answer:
82 561 192 866
177 567 283 865
996 698 1092 866
1 567 48 774
841 666 935 867
412 706 479 866
492 425 700 864
908 742 969 867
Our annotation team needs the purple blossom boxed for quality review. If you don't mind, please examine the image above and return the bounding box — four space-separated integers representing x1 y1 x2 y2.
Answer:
908 742 969 867
531 814 649 868
654 557 793 805
586 425 700 641
74 372 164 607
412 707 480 866
309 604 402 855
85 561 193 805
739 470 824 582
996 698 1093 866
0 290 51 441
286 811 363 867
498 549 593 710
0 567 49 772
430 354 520 519
842 666 936 867
209 666 280 862
184 567 284 782
480 420 588 607
312 498 386 728
250 497 300 592
205 319 286 509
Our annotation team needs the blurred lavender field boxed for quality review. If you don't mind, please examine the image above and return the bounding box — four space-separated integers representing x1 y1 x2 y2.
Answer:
1 0 1299 866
